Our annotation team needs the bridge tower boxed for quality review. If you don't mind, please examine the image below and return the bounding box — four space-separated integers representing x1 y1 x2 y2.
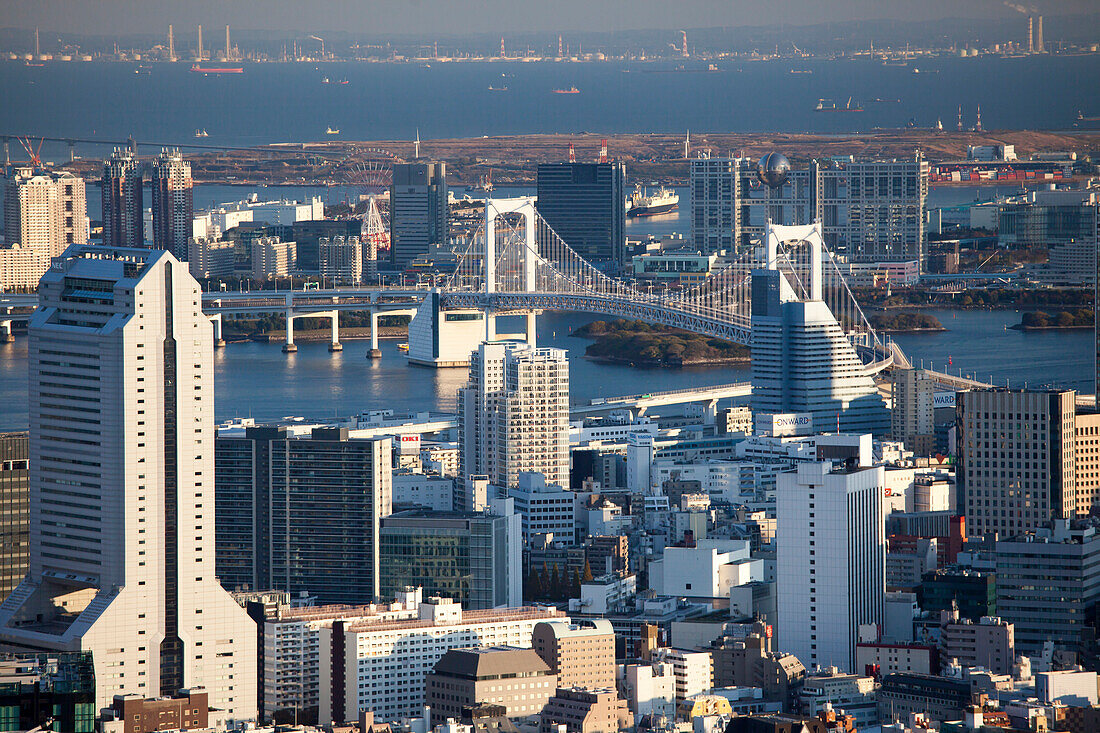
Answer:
483 196 538 341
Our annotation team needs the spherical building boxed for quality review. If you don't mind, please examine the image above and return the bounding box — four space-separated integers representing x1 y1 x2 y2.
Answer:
756 152 791 188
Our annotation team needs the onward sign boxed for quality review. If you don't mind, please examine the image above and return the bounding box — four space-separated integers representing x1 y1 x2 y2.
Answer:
756 412 814 437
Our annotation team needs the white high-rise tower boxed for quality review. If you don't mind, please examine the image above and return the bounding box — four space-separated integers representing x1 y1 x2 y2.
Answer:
0 245 257 720
777 461 885 672
458 341 570 489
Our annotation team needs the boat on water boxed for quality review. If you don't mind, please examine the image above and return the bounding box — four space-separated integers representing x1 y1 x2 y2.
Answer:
552 86 580 94
25 60 45 67
322 77 350 85
627 185 679 217
134 65 152 75
488 85 508 91
190 63 243 74
325 127 340 135
194 129 209 138
815 96 864 112
790 68 812 74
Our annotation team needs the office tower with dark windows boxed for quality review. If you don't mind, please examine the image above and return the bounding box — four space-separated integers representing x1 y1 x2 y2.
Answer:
390 162 448 270
0 433 29 603
215 426 392 605
957 389 1076 538
101 148 144 247
379 508 522 609
0 245 257 719
536 162 626 266
150 149 193 259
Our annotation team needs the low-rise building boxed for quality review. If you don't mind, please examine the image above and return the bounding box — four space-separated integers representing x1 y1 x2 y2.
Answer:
875 672 971 724
653 648 713 701
426 646 556 720
187 236 236 279
799 669 877 728
392 471 455 511
620 660 677 717
938 608 1014 675
539 688 633 733
251 235 296 279
532 620 617 692
855 642 937 678
110 690 210 733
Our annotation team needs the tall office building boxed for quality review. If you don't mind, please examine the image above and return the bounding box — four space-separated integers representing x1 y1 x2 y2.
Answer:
151 149 194 259
2 167 88 256
750 267 890 435
101 148 144 247
458 341 570 489
536 162 626 266
215 426 392 605
891 368 937 454
390 162 448 270
0 433 29 603
0 245 257 719
689 153 927 264
957 389 1077 538
777 461 886 673
379 508 522 609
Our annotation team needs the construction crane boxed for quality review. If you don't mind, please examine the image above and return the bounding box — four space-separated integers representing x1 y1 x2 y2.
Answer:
17 137 45 168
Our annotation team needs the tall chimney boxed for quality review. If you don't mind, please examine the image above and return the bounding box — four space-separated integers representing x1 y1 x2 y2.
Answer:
1035 16 1044 53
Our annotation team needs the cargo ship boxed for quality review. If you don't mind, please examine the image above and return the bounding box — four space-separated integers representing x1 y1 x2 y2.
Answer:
552 86 580 94
627 186 679 217
190 63 244 74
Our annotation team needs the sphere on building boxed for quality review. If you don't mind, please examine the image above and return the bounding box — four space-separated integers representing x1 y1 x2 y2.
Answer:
756 152 791 188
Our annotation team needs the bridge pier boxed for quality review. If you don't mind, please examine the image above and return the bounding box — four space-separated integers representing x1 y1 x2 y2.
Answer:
209 313 225 348
328 310 342 352
282 310 297 353
0 321 13 344
367 310 381 358
525 312 537 348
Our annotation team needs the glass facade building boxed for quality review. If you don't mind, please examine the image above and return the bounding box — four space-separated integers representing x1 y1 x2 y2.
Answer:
380 510 520 609
536 162 626 266
215 426 393 605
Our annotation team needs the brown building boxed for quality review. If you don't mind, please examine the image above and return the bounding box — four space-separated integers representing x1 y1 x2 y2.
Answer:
426 646 556 719
1076 412 1100 516
539 688 633 733
0 433 29 603
532 620 616 692
111 689 209 733
711 624 805 709
586 535 629 577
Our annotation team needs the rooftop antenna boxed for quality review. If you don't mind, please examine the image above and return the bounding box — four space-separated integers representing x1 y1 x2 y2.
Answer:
684 130 690 159
414 129 421 159
568 143 576 164
598 139 608 164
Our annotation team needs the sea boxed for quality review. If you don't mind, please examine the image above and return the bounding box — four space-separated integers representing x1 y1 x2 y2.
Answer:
0 54 1098 158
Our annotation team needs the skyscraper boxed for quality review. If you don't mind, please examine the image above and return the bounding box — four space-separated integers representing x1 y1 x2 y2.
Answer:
689 154 928 264
0 245 257 719
215 426 392 605
101 147 144 247
956 389 1077 538
891 368 937 454
2 167 88 256
777 461 885 672
458 341 570 489
750 265 890 436
151 149 194 259
536 162 626 266
390 162 448 270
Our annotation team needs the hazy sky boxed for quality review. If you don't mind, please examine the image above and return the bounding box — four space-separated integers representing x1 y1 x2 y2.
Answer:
2 0 1091 36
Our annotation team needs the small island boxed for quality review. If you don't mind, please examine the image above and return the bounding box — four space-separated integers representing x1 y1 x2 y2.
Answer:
868 312 946 333
1013 309 1094 331
572 319 750 367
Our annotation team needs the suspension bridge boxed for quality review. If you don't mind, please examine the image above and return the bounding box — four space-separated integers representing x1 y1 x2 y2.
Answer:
2 196 990 388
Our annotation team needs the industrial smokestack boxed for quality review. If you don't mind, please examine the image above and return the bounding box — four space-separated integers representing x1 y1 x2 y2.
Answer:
197 24 203 60
1034 16 1044 53
1026 16 1033 54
